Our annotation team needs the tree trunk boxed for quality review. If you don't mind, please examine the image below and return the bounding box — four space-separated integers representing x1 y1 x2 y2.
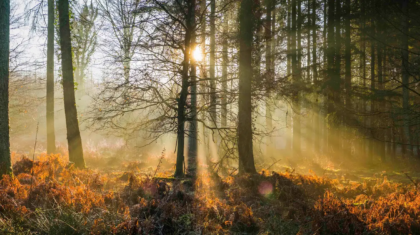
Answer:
47 0 56 154
238 0 256 174
361 0 367 158
292 0 300 158
344 0 351 113
187 0 197 178
0 0 12 176
370 12 375 161
221 11 228 128
307 0 311 81
265 0 273 136
312 0 317 81
343 0 351 158
326 0 335 155
175 0 195 177
58 0 85 168
322 0 326 70
401 0 412 156
209 0 217 128
287 0 291 76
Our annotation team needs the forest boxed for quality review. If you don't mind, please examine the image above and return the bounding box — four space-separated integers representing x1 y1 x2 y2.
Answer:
1 0 420 234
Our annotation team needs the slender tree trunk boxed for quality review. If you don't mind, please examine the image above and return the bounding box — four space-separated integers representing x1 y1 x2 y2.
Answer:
291 0 298 157
401 0 412 156
312 0 317 81
209 0 217 128
361 0 367 158
254 1 262 86
0 0 12 176
376 2 385 161
199 0 209 161
297 0 302 74
187 0 197 178
344 0 351 112
58 0 85 168
307 0 311 81
47 0 56 154
287 0 291 76
221 9 228 128
175 0 194 177
323 0 326 70
265 0 273 134
335 0 343 157
370 12 376 161
326 0 335 155
238 0 256 174
343 0 351 159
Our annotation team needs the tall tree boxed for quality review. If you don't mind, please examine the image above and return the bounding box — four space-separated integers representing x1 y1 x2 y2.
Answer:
221 8 228 128
287 0 291 76
97 0 142 82
401 0 412 156
187 0 198 178
174 0 195 177
265 0 273 134
72 1 98 95
238 0 257 174
58 0 85 168
312 0 317 80
46 0 56 154
209 0 217 127
0 0 12 176
326 0 335 153
344 0 350 110
292 0 301 158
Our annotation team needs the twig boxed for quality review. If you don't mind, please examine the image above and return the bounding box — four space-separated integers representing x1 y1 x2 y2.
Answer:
30 121 39 192
404 172 418 189
153 148 165 177
266 159 282 170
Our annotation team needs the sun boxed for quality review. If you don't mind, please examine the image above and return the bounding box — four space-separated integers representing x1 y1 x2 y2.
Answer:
192 45 203 62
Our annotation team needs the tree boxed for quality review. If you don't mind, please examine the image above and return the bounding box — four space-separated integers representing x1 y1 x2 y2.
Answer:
97 0 143 82
174 0 196 177
291 0 300 158
209 0 217 128
72 1 98 95
401 0 412 156
46 0 56 154
58 0 85 168
187 0 198 178
238 0 257 174
265 0 274 132
0 0 12 176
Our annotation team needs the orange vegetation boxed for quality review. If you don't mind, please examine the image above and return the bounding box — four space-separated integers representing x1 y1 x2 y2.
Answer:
1 154 420 234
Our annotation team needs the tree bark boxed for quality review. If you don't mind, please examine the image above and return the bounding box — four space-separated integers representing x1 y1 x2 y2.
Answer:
292 0 300 158
175 0 195 177
47 0 56 154
187 0 197 178
58 0 85 168
326 0 335 154
0 0 12 176
209 0 217 128
238 0 256 174
265 0 273 134
221 11 228 128
370 11 375 160
401 0 412 156
344 0 351 112
287 0 291 76
312 0 317 80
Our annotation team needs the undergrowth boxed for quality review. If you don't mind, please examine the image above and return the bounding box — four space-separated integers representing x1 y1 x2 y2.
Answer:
0 154 419 234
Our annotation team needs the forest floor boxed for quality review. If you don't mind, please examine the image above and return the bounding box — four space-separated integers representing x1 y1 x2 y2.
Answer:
1 151 420 234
